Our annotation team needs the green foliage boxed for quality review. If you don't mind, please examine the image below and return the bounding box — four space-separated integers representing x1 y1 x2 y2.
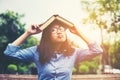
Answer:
80 0 120 32
18 64 28 74
79 58 99 74
79 65 89 74
0 10 26 73
109 39 120 69
72 67 77 74
0 10 25 42
73 57 100 74
0 36 8 48
17 62 37 74
80 0 120 72
8 64 17 71
21 36 39 49
29 62 36 68
7 64 17 74
0 10 39 74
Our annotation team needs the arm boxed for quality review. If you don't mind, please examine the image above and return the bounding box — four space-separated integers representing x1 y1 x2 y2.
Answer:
4 45 37 62
69 26 103 62
4 24 42 62
12 24 42 46
69 26 92 45
75 42 103 63
12 32 30 46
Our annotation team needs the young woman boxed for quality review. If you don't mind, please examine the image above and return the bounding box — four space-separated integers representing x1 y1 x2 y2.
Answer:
4 21 103 80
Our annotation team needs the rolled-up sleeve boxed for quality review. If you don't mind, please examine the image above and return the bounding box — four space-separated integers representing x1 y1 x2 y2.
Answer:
76 42 103 63
4 43 37 62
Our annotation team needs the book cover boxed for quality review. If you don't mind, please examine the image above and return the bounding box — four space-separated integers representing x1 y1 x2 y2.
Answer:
39 15 74 30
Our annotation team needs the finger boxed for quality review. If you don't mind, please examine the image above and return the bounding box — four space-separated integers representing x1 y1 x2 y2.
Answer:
37 27 42 32
36 25 40 29
31 25 36 29
32 24 39 29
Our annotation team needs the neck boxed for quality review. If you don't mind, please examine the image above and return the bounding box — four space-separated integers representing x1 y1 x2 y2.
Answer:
52 43 62 53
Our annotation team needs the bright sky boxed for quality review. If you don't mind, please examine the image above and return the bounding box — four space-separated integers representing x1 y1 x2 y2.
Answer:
0 0 102 47
0 0 82 25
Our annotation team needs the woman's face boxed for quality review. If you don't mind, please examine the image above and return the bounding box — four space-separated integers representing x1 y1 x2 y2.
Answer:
49 24 67 43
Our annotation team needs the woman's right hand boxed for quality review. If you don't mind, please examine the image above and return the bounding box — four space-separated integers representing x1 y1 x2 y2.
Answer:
27 24 43 35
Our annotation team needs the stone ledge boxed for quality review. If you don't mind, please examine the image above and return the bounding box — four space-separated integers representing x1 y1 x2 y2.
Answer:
0 74 120 80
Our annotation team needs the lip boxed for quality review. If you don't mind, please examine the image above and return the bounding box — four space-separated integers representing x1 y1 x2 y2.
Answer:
57 35 64 38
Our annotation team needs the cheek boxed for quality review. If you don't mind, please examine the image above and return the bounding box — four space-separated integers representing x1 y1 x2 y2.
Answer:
62 34 67 40
50 34 57 42
63 32 67 38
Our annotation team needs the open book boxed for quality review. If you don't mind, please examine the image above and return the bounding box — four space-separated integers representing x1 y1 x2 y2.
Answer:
39 15 74 30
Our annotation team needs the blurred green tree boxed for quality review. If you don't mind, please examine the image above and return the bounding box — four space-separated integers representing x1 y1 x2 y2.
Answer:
80 0 120 72
7 64 17 74
73 57 100 74
0 10 39 74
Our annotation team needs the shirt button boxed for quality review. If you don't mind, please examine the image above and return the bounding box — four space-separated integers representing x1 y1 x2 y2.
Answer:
54 76 57 80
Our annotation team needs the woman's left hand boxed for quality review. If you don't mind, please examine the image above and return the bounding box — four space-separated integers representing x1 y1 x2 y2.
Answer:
69 26 79 35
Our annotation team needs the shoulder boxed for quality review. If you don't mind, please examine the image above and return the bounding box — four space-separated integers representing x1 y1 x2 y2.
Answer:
28 46 37 50
27 46 38 54
26 46 39 61
72 47 83 53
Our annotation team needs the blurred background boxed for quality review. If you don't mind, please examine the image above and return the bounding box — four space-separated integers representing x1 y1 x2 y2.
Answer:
0 0 120 75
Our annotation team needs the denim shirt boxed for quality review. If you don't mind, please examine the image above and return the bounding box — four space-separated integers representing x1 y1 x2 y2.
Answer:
4 42 103 80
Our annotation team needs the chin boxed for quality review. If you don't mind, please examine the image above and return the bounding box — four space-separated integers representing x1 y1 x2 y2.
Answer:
58 39 66 42
52 37 66 43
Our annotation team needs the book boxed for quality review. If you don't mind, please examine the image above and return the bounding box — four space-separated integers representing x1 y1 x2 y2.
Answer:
39 14 74 30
